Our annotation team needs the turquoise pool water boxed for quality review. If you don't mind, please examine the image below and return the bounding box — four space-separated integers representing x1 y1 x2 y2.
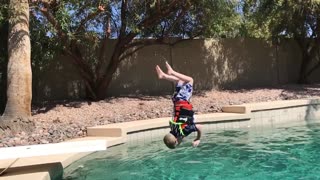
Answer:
64 122 320 180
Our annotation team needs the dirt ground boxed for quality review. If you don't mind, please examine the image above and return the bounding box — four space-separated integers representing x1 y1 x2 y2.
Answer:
1 84 320 147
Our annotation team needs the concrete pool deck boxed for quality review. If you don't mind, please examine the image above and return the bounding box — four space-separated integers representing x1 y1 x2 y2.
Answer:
1 98 320 180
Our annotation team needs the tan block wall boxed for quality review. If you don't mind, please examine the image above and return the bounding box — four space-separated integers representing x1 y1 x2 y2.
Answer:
108 38 303 96
32 55 86 102
30 38 319 101
108 44 172 96
172 39 279 90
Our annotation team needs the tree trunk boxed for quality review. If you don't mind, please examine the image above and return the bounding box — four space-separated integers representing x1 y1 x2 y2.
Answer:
298 51 310 83
96 47 123 99
96 70 113 99
300 42 320 83
95 34 137 99
0 0 34 134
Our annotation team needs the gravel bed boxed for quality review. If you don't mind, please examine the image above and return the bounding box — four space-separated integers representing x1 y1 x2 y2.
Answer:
1 84 319 147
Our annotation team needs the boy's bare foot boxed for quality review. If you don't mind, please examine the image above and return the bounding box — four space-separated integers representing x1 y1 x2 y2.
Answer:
98 5 105 11
165 61 174 75
156 65 165 79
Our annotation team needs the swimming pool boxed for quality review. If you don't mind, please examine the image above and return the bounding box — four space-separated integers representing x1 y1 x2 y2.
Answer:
63 121 320 180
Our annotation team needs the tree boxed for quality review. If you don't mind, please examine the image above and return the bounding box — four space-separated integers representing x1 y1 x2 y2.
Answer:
198 0 243 38
241 0 320 83
30 0 195 100
0 0 34 133
31 0 209 100
29 9 58 103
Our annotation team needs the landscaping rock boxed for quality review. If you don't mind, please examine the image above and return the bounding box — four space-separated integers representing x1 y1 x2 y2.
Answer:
1 84 320 147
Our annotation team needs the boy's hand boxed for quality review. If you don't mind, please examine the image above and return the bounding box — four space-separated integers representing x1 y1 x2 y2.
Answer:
193 124 202 147
192 139 200 147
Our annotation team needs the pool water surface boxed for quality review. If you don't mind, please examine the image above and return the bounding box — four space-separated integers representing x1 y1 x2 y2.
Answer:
64 121 320 180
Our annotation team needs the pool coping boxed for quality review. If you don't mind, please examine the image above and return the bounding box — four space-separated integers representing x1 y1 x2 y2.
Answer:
0 98 320 180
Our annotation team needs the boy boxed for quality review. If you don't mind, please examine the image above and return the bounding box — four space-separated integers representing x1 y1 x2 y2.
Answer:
156 62 202 149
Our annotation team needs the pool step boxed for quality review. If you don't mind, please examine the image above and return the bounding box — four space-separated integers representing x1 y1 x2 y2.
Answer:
87 113 250 137
222 99 320 113
87 118 169 137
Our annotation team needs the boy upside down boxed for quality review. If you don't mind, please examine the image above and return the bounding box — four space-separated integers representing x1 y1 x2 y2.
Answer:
156 62 203 149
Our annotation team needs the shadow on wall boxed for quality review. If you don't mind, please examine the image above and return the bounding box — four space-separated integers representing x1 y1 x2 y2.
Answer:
172 38 278 91
0 77 5 114
108 39 280 96
32 55 85 104
31 39 305 101
276 40 301 84
106 38 277 96
107 43 173 96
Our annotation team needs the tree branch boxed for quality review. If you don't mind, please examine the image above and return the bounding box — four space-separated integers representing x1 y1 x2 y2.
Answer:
75 9 105 33
75 1 93 17
119 45 145 61
63 49 93 82
119 38 196 61
96 0 193 92
96 18 111 75
39 1 66 38
306 53 320 78
163 7 189 37
156 0 161 13
308 15 320 59
138 0 181 29
120 0 128 36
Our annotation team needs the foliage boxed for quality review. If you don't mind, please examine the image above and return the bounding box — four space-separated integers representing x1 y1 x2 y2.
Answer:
26 0 262 99
140 0 244 38
242 0 320 39
241 0 320 82
197 0 243 38
30 13 58 71
31 0 112 74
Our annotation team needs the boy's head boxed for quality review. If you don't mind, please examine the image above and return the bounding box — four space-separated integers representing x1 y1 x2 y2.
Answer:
163 133 177 149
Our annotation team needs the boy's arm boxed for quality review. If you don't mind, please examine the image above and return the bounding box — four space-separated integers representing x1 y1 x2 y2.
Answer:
192 124 202 147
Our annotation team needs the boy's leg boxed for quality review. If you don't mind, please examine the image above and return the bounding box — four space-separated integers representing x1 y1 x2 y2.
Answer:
165 62 193 85
156 65 180 83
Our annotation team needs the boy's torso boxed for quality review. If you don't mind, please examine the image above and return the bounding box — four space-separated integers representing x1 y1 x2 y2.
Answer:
170 100 196 138
172 82 193 102
170 82 196 138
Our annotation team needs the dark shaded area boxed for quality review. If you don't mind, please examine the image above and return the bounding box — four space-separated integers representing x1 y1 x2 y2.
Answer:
279 84 320 99
209 83 320 99
0 20 8 114
31 100 89 115
31 94 171 115
30 83 320 116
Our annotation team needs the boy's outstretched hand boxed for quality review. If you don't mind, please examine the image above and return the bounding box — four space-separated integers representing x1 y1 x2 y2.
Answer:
193 124 202 147
192 140 200 147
